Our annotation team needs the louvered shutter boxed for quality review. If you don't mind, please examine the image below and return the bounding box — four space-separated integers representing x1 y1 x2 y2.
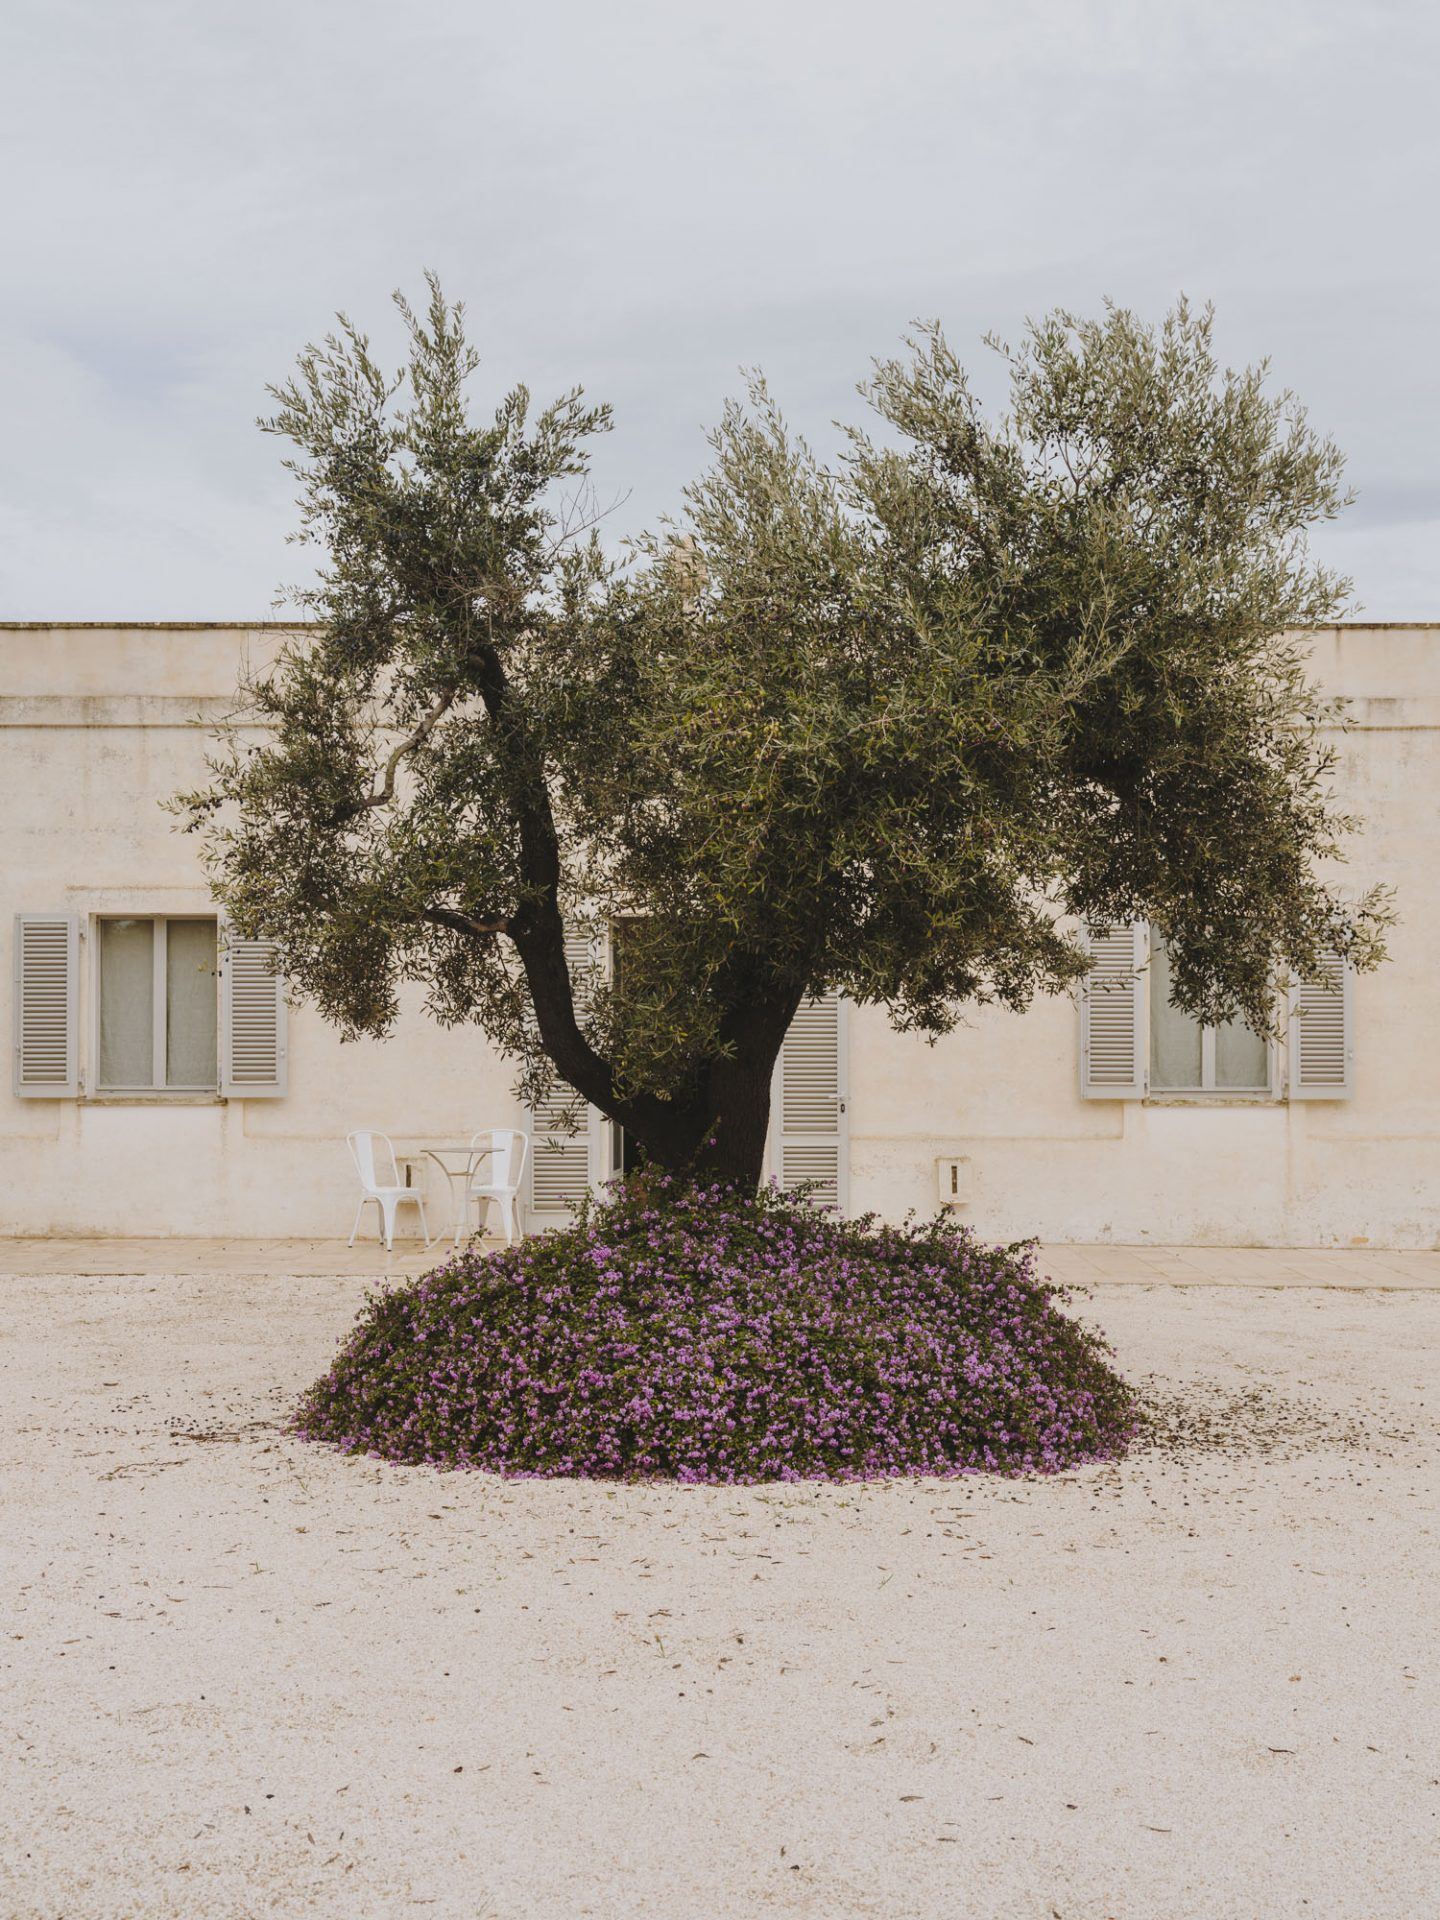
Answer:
1080 923 1146 1099
1288 950 1352 1099
527 928 604 1221
771 990 848 1211
13 914 80 1097
218 926 288 1098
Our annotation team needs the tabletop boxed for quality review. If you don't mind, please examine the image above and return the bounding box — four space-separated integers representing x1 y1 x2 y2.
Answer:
391 1141 494 1159
391 1142 493 1188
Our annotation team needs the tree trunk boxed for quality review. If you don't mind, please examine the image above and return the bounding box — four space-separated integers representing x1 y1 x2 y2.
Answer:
521 914 799 1195
688 1050 775 1190
619 984 800 1191
597 1058 774 1191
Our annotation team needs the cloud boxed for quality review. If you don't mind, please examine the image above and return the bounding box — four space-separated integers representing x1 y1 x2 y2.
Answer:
2 0 1438 616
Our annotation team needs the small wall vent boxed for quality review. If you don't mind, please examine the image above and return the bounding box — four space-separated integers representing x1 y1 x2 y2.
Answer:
936 1156 970 1208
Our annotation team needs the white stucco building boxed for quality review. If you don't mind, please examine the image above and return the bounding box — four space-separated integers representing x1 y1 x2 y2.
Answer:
4 621 1437 1248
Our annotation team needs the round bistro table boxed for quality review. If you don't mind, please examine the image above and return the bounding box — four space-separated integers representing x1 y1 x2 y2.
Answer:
392 1140 494 1245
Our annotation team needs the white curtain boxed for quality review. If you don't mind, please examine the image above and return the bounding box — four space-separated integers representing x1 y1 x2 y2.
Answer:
1148 934 1202 1091
166 919 218 1087
99 919 154 1088
1150 931 1269 1092
1215 1012 1268 1090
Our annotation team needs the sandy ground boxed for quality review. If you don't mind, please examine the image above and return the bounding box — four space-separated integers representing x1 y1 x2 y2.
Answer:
2 1270 1437 1920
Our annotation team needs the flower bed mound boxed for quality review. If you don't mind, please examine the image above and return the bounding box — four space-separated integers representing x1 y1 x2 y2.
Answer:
295 1177 1138 1482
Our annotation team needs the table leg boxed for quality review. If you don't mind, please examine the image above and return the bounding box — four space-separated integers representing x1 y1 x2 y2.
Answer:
428 1155 459 1245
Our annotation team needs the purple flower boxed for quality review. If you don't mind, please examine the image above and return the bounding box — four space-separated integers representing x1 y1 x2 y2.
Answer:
293 1170 1137 1483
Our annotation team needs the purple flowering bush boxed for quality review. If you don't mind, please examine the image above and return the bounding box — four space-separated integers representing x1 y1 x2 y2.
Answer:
295 1174 1137 1482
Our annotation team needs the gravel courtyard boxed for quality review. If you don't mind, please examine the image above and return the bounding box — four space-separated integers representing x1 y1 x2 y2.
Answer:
3 1262 1437 1920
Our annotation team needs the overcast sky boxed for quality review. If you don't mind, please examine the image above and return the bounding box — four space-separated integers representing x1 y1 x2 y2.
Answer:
2 0 1438 620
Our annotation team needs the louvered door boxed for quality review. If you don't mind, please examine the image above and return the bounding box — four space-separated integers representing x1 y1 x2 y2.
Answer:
218 927 288 1098
12 914 80 1097
771 990 848 1211
527 928 605 1220
1288 950 1352 1099
1080 923 1146 1099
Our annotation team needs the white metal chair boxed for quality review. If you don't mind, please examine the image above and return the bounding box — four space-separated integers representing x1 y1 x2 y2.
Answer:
458 1129 529 1245
346 1130 433 1251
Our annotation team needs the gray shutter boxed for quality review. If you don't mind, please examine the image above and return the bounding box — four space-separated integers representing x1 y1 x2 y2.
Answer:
527 927 603 1221
13 914 80 1097
772 990 848 1211
1080 922 1146 1099
219 926 288 1098
1288 950 1352 1099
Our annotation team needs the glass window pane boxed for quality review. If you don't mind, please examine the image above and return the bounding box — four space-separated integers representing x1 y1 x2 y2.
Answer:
166 919 218 1087
100 919 154 1087
1215 1013 1269 1090
1149 933 1203 1090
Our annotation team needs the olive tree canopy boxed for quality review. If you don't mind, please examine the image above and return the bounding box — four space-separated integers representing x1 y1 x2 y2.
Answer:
180 281 1389 1186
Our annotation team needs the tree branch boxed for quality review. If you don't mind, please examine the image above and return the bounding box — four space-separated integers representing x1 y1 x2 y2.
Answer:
329 686 459 825
461 631 703 1146
420 905 513 939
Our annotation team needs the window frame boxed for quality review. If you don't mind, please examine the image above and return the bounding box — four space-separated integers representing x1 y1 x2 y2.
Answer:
90 913 220 1097
1144 924 1281 1102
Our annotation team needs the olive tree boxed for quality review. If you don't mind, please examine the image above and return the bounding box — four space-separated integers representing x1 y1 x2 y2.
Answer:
179 282 1388 1188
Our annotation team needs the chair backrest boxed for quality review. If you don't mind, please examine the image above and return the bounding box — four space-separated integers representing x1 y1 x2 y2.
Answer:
347 1129 399 1193
468 1128 528 1191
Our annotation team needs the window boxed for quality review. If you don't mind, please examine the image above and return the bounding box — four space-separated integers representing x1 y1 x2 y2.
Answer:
1081 922 1352 1104
1148 930 1271 1094
97 916 219 1092
14 912 285 1102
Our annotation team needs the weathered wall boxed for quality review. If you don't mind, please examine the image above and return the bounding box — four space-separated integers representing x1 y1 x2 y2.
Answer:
847 625 1440 1248
1 625 520 1238
2 622 1437 1247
